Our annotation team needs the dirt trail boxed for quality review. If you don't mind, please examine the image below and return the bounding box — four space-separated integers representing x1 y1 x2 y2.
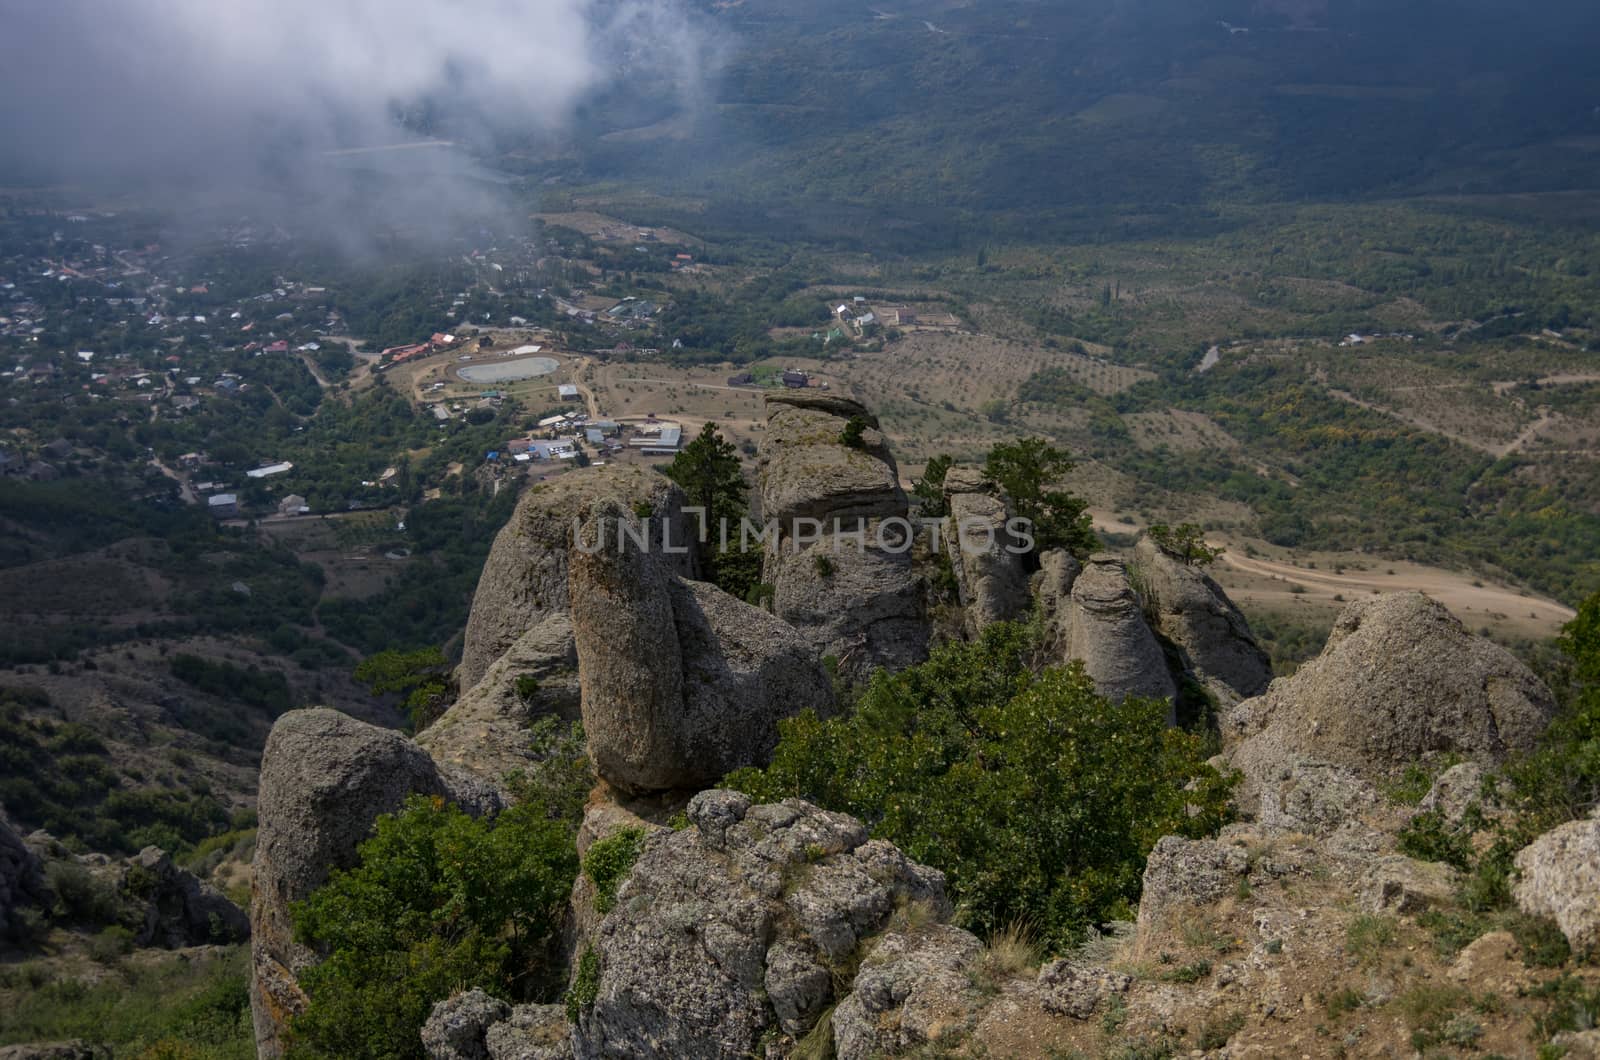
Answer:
1217 550 1576 628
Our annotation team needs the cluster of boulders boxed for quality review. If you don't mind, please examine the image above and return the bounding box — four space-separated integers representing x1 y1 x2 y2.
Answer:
1 812 246 957
234 394 1600 1059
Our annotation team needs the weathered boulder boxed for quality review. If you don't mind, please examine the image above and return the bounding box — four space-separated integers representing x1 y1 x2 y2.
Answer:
1361 855 1459 915
423 990 574 1060
123 845 248 949
1057 554 1176 711
1419 761 1488 827
1132 536 1271 701
0 815 44 941
0 1045 110 1060
424 989 510 1060
1227 594 1556 812
420 613 580 787
1033 548 1081 629
571 510 834 794
250 709 502 1058
569 790 951 1060
831 925 985 1060
1514 810 1600 955
1033 959 1133 1020
1136 835 1249 937
942 468 1030 636
459 466 696 692
764 532 927 680
758 398 902 530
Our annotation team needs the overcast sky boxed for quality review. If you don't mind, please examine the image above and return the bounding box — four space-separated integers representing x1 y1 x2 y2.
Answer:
0 0 707 246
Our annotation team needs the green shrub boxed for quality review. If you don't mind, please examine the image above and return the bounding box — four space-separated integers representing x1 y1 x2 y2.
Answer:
583 828 647 916
45 860 123 927
565 946 600 1023
727 621 1235 947
1396 809 1474 870
287 795 579 1060
89 924 136 964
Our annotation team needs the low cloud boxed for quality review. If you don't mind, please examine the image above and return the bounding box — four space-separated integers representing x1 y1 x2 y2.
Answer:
0 0 714 248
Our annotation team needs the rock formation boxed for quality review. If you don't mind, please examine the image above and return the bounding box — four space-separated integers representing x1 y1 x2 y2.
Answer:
123 845 248 949
1132 536 1272 702
941 467 1031 636
570 504 834 794
565 790 957 1059
1056 554 1176 711
249 708 502 1058
1514 809 1600 955
1226 593 1556 831
458 466 697 693
422 990 571 1060
757 394 928 680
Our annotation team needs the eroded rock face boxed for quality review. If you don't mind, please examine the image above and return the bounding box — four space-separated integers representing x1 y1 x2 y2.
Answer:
1514 810 1600 955
758 397 903 530
571 511 834 794
831 925 984 1060
422 990 574 1060
1132 536 1271 702
757 396 928 681
942 468 1030 637
419 613 580 787
250 709 502 1058
124 846 248 949
1034 549 1082 629
764 534 927 680
1226 594 1556 824
1136 835 1250 938
459 466 696 693
569 791 953 1060
1058 554 1176 711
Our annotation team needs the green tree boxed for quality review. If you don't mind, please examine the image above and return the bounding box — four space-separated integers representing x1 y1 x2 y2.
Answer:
727 622 1234 947
1509 591 1600 826
663 422 746 529
983 437 1096 562
288 796 579 1060
663 423 753 596
1147 523 1224 566
912 455 953 518
353 648 452 732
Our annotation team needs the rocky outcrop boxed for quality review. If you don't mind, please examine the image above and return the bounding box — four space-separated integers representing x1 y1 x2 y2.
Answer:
0 1045 110 1060
0 815 44 942
1361 855 1459 915
757 395 927 681
941 468 1030 636
1057 554 1176 711
1034 549 1081 629
250 708 502 1058
1136 835 1250 937
458 466 696 693
1132 536 1271 702
831 925 984 1060
571 508 834 794
764 534 928 679
422 990 572 1060
1419 761 1488 826
758 395 902 529
419 613 580 785
123 845 248 949
1227 594 1556 828
569 790 955 1059
1514 810 1600 955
